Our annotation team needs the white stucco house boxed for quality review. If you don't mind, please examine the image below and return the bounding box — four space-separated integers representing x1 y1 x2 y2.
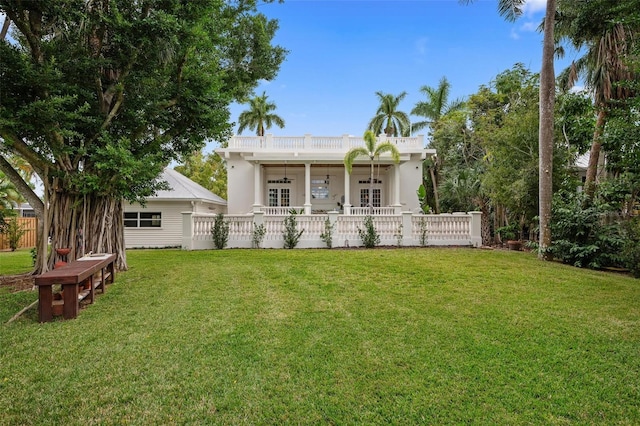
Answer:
216 133 432 215
124 168 227 248
173 133 481 250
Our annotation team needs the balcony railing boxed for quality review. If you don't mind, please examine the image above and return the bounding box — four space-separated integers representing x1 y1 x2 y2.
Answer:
227 134 424 152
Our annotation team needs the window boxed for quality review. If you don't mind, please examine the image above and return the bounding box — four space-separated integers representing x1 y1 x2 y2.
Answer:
124 212 162 228
360 189 381 207
280 188 290 207
359 178 382 207
311 178 329 199
268 188 290 207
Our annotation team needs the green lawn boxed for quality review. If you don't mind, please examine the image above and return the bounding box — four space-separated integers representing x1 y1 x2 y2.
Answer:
1 248 639 425
0 248 33 276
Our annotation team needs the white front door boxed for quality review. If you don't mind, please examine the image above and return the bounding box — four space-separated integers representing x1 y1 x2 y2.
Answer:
267 181 294 207
358 178 383 207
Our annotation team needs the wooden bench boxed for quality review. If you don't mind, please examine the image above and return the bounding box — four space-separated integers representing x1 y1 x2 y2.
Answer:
36 253 116 322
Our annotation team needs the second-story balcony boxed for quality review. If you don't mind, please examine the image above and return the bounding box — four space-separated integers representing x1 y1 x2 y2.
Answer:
227 133 427 154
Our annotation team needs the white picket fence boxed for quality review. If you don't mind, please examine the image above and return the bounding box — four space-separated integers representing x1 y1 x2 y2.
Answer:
182 211 482 250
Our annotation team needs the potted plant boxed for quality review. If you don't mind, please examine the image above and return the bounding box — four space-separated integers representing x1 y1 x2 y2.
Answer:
496 224 521 251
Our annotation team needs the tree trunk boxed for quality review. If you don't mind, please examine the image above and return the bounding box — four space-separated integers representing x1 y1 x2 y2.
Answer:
45 189 128 272
584 108 607 199
428 164 440 214
480 199 491 246
538 0 555 261
369 160 374 214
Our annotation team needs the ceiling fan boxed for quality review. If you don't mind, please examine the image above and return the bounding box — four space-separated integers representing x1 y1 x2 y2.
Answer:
282 163 291 183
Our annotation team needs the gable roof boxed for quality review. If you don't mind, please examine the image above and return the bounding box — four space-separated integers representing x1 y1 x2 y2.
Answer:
151 168 227 205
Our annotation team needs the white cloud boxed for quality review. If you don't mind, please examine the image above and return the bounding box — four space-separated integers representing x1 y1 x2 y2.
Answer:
520 21 538 32
510 7 543 39
522 0 547 16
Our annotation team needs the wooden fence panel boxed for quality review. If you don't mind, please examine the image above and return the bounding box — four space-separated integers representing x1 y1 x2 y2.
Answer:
0 217 38 250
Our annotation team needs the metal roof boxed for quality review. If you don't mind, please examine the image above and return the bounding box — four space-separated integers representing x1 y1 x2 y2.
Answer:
152 168 227 205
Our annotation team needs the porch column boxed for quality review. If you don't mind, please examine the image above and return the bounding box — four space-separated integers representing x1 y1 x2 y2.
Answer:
343 166 351 215
393 163 402 214
304 162 312 215
252 162 262 213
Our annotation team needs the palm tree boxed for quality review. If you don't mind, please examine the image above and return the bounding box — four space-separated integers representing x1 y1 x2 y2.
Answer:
237 92 285 136
368 92 410 137
344 130 400 212
538 0 556 261
461 0 556 260
411 77 465 213
0 172 25 210
555 2 637 199
411 77 465 135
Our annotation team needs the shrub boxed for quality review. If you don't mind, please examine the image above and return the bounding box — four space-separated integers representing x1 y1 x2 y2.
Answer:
621 217 640 278
418 217 428 247
320 218 335 249
358 215 380 248
394 224 403 247
283 211 304 249
549 191 624 269
496 223 518 242
0 209 13 234
252 224 266 248
211 213 229 249
6 217 27 251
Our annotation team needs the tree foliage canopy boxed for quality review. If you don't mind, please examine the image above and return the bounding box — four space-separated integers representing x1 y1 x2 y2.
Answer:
0 0 286 270
0 0 285 203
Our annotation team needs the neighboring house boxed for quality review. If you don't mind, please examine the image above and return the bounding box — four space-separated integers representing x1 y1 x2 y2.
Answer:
575 153 588 192
216 134 433 215
124 168 227 248
16 202 36 217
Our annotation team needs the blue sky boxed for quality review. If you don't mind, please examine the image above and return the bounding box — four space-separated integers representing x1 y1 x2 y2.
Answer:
223 0 579 144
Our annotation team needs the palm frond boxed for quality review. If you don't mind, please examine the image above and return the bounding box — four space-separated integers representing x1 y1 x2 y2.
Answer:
363 130 379 154
343 147 370 174
374 141 401 164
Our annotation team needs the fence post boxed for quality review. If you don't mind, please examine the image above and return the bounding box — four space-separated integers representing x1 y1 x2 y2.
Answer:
402 211 413 243
253 211 264 228
252 211 264 248
181 212 194 250
328 210 339 227
469 211 482 247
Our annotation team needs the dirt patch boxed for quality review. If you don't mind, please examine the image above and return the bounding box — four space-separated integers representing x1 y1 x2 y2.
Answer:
0 274 36 292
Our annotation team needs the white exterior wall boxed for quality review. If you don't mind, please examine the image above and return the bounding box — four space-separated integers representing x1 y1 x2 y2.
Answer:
226 157 255 214
124 200 225 248
399 159 423 211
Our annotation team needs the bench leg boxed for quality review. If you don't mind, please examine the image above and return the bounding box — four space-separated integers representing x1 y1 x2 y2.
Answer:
38 286 53 323
108 261 115 284
62 283 79 319
88 275 95 303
